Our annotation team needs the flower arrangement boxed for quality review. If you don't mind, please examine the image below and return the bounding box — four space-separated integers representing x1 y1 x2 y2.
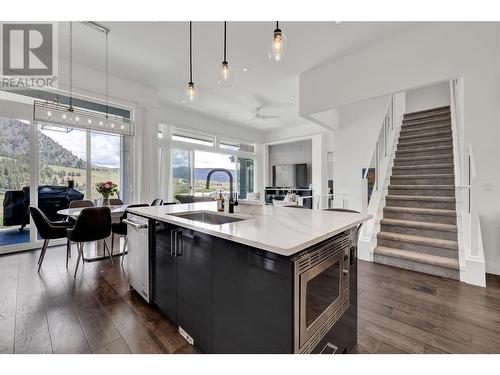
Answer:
95 181 118 205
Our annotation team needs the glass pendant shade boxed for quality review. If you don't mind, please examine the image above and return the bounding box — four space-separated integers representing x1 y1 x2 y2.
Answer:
268 28 288 62
185 82 198 104
217 61 233 88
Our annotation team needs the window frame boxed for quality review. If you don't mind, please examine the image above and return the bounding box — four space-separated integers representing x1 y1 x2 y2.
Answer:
158 124 257 201
0 92 132 255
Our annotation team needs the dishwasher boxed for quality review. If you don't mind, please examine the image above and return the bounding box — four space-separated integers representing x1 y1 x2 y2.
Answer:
122 213 151 302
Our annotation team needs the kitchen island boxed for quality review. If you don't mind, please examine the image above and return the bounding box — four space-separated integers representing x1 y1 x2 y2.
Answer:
126 202 370 354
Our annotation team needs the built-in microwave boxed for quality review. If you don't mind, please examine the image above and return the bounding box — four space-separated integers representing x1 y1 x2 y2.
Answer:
293 233 350 354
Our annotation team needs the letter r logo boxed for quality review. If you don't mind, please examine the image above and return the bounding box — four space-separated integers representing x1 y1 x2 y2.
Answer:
2 23 53 76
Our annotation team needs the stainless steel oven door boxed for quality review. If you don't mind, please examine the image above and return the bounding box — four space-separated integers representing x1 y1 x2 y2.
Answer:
299 250 346 347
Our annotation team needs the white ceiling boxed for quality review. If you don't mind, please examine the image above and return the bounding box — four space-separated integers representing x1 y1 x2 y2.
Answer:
59 21 424 132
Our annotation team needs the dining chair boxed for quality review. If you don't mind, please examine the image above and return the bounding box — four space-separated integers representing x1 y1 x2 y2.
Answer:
151 198 163 206
29 207 74 272
109 198 124 205
67 207 113 277
111 203 149 265
69 200 94 208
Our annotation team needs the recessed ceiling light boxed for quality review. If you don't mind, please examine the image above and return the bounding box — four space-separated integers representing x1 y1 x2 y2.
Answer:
289 96 295 100
242 67 249 72
334 21 342 24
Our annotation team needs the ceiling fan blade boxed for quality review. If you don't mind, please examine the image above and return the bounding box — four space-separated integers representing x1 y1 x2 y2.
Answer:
260 115 281 120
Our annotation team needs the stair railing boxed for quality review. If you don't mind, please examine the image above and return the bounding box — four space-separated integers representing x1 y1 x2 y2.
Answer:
450 78 485 286
358 93 405 260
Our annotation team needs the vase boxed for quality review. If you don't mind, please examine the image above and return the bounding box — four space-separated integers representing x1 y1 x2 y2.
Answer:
102 197 110 206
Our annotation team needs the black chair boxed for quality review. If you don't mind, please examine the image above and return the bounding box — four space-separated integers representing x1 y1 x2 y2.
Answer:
109 198 124 206
323 208 363 248
151 198 163 206
67 207 113 277
111 204 149 265
29 207 73 272
69 200 94 209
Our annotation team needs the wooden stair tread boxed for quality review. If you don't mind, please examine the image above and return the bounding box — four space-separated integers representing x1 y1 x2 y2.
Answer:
380 218 458 232
384 206 456 216
378 231 458 249
395 154 453 162
374 246 459 270
392 163 454 170
386 195 456 202
404 105 450 117
391 174 454 178
389 184 455 190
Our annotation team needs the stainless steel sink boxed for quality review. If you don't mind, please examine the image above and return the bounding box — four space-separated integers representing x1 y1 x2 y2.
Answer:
169 211 247 225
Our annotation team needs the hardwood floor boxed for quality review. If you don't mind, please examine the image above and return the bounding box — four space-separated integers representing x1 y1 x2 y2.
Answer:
0 245 499 354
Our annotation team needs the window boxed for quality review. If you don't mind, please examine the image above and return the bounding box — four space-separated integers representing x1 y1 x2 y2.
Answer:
172 128 214 147
194 150 236 197
90 132 122 201
38 125 87 196
237 158 254 199
160 125 256 202
0 116 31 245
220 138 255 153
172 148 192 197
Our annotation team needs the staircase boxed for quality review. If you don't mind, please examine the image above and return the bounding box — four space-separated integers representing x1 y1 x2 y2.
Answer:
374 105 460 279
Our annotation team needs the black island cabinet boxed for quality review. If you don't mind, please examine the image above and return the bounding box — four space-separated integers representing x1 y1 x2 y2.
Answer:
150 218 357 354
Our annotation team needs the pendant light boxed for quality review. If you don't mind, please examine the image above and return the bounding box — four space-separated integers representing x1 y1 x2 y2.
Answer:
217 21 233 88
268 21 288 62
185 21 198 103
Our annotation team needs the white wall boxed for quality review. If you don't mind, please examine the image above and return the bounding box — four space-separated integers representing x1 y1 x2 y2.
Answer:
300 22 500 274
333 96 391 211
405 82 450 114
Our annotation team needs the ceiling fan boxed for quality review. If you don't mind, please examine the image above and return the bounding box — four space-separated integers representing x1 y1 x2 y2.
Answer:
249 106 281 121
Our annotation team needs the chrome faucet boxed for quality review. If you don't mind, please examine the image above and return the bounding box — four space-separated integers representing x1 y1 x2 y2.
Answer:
206 168 238 213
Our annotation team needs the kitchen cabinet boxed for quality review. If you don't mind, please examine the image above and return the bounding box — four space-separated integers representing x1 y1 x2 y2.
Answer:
176 229 213 352
212 237 293 353
152 221 178 322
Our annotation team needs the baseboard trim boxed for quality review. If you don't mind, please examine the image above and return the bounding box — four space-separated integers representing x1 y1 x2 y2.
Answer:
486 261 500 276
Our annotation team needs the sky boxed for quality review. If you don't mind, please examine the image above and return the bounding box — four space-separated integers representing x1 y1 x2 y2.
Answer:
41 128 121 168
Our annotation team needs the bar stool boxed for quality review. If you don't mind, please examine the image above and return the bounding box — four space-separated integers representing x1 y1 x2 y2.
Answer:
67 207 113 277
151 198 163 206
29 207 74 271
109 198 124 205
111 203 149 265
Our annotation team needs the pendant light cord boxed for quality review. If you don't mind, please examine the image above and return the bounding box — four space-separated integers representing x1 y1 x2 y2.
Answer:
69 21 73 110
223 21 227 63
276 21 279 30
189 21 193 83
105 30 109 118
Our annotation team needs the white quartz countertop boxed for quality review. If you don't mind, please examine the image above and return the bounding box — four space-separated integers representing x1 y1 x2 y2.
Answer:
127 202 372 257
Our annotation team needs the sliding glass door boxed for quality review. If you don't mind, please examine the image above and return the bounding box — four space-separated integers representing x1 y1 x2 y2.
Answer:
0 116 31 247
90 132 122 202
0 96 128 254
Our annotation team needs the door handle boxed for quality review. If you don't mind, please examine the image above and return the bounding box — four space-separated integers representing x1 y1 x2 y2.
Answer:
176 231 184 257
123 219 148 229
170 229 179 256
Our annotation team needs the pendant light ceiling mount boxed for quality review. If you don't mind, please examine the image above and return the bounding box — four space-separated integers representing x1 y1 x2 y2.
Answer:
184 21 198 104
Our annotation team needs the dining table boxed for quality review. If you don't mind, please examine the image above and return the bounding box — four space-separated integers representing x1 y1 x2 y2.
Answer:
57 205 128 262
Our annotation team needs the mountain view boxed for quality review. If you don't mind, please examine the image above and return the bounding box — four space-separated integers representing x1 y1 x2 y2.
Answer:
0 118 120 227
